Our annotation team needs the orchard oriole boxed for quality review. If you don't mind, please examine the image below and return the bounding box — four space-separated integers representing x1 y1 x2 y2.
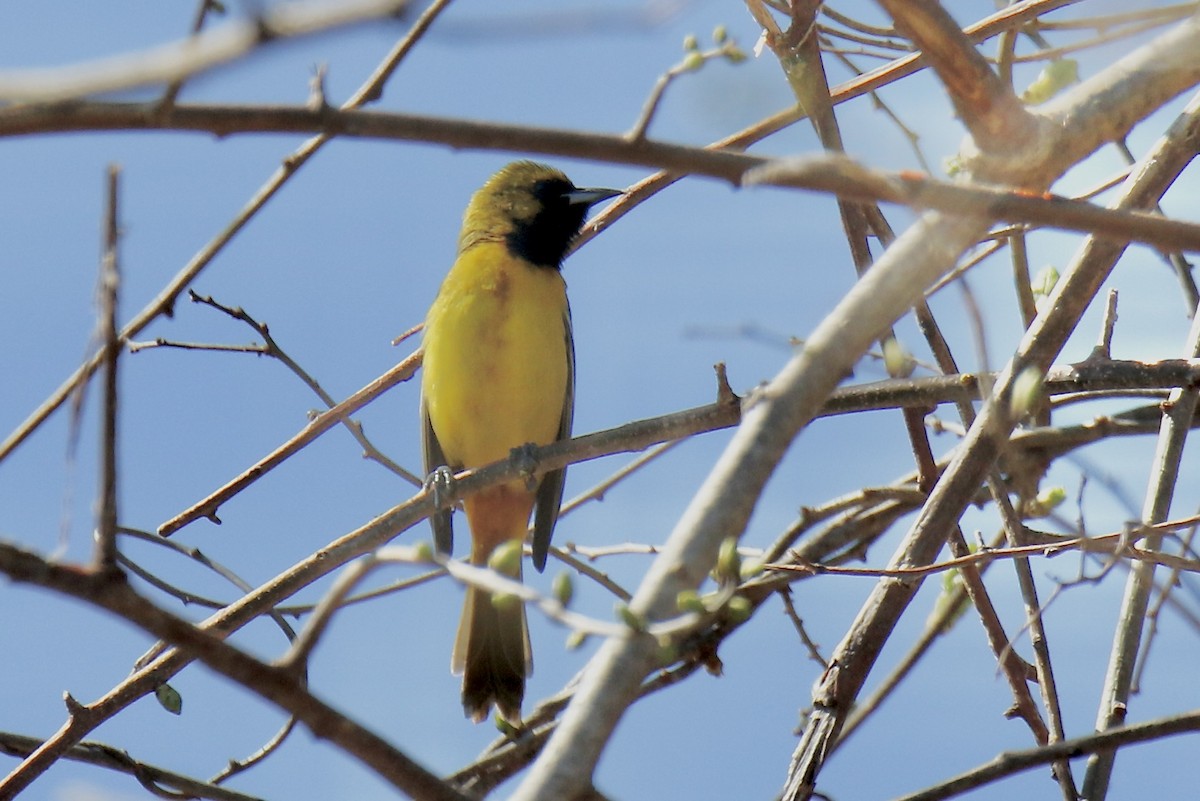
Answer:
420 162 620 723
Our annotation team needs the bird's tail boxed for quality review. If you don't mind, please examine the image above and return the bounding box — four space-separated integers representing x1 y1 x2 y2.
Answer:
452 562 531 724
453 487 535 724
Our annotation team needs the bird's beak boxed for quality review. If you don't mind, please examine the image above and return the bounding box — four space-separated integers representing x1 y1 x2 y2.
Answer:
565 187 623 208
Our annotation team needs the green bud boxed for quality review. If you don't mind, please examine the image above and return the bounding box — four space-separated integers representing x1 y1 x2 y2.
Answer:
739 558 764 581
724 45 748 64
681 51 705 72
1038 486 1067 510
712 24 727 44
715 536 742 583
1027 486 1067 518
683 33 699 52
487 540 523 576
494 715 519 736
882 336 916 379
927 567 969 633
676 589 706 613
552 571 574 607
1032 265 1060 312
155 683 183 715
1009 366 1045 419
615 602 647 632
1021 59 1079 105
726 595 752 623
413 541 434 563
491 592 521 613
565 630 589 650
656 635 678 665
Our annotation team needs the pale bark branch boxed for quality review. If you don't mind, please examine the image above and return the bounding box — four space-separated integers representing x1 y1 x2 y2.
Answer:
0 0 411 102
1082 221 1200 797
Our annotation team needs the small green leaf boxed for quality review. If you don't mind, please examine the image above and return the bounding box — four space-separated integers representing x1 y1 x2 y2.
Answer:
726 596 753 623
413 541 434 563
656 635 679 665
882 336 916 379
715 536 742 584
1021 59 1079 105
1027 486 1067 518
739 558 764 581
1032 265 1060 312
552 571 574 607
676 589 706 613
491 592 520 613
1009 366 1045 419
487 540 523 576
155 683 183 715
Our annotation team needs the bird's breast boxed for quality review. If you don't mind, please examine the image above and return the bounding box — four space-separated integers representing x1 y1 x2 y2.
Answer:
422 243 572 470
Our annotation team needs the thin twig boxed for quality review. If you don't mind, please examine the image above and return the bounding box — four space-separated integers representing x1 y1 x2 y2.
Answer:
893 708 1200 801
0 731 265 801
94 165 121 573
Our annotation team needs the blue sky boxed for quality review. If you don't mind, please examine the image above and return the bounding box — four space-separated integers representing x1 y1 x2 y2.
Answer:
2 2 1199 800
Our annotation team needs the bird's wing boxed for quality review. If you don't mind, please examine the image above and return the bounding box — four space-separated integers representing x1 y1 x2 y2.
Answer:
421 395 455 556
531 305 575 572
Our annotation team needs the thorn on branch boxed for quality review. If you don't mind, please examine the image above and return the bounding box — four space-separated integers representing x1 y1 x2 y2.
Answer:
308 63 330 111
1091 288 1120 361
63 692 87 716
714 362 739 406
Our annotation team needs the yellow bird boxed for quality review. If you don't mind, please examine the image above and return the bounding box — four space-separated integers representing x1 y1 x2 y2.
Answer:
420 162 620 723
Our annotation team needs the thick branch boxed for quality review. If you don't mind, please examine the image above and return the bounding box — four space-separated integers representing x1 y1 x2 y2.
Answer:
876 0 1040 153
0 545 465 801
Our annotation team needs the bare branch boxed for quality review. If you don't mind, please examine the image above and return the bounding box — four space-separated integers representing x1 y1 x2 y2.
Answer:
1082 256 1200 797
0 0 455 466
784 24 1200 801
0 543 467 801
0 0 412 102
94 165 121 573
876 0 1039 154
893 709 1200 801
0 730 264 801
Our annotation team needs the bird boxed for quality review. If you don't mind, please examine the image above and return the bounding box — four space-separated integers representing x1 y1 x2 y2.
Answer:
419 161 620 724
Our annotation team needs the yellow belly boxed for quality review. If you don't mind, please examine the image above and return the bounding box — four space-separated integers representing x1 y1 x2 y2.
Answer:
422 242 571 471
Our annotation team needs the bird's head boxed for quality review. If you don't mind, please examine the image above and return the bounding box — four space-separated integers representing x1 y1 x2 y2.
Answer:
459 161 621 268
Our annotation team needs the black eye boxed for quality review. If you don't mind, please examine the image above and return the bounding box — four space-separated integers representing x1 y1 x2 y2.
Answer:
532 178 574 205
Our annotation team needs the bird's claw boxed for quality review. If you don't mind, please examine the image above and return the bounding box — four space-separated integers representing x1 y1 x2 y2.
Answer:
425 465 457 510
510 443 540 490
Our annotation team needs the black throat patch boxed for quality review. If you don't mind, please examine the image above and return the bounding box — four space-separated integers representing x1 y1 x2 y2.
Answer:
505 178 588 269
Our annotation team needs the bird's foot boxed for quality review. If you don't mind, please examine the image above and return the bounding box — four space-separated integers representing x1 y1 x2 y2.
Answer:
425 464 457 506
510 442 541 490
